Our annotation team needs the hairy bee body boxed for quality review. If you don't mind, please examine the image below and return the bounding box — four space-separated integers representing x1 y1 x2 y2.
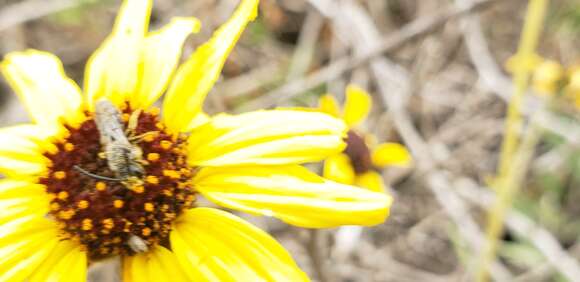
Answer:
94 99 145 182
127 235 149 253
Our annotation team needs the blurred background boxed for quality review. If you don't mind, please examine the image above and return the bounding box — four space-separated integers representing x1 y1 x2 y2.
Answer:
0 0 579 281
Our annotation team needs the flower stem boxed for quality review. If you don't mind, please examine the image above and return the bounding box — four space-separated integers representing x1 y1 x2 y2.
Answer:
497 0 548 176
476 0 549 281
307 229 331 282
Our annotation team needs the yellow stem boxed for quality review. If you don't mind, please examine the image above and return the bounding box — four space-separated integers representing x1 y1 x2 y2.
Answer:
498 0 548 176
476 0 549 281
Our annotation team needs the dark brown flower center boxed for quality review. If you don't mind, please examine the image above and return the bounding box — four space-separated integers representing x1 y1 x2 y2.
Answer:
39 105 196 260
344 130 372 174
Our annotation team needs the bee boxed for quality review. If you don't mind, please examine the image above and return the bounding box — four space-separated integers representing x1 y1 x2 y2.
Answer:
94 99 145 186
75 99 154 188
127 234 149 253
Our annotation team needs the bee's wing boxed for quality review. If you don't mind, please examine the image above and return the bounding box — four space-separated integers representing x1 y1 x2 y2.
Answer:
95 99 128 144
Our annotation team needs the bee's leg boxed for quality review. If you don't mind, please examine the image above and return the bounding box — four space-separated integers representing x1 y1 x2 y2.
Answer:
122 176 144 190
126 109 142 137
129 131 159 143
73 165 121 182
98 152 107 159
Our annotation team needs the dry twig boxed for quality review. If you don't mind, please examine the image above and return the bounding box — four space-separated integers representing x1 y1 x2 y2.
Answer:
237 0 498 112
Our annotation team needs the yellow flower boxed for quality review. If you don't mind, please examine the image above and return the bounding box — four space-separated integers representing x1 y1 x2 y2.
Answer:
319 85 412 193
532 59 565 95
0 1 391 280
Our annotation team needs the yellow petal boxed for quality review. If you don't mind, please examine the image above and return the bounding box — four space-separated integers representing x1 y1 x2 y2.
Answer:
0 123 58 148
0 50 83 127
0 197 49 229
355 171 385 193
171 208 308 281
318 94 341 117
0 125 51 177
194 165 392 228
0 180 49 224
0 179 44 199
30 240 86 282
187 110 347 166
84 0 152 108
162 0 259 133
323 153 355 184
371 142 412 167
0 125 43 155
130 17 201 109
123 245 189 282
343 84 372 126
184 112 210 132
0 157 45 178
0 217 60 281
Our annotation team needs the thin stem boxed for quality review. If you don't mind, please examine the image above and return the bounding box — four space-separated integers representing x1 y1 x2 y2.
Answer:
476 1 549 280
477 112 544 281
497 0 548 177
307 229 330 282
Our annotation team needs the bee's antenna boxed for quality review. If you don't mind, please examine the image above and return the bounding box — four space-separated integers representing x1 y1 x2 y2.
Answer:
73 165 122 182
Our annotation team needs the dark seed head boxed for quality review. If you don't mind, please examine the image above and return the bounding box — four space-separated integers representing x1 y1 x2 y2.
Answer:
39 105 196 260
344 130 373 174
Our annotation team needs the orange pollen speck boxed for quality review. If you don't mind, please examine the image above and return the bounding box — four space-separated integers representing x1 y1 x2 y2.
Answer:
146 176 159 184
102 218 115 229
163 170 180 179
58 191 69 200
82 219 93 231
147 153 160 161
59 209 75 220
54 171 66 179
131 185 145 194
180 168 191 176
77 200 89 209
160 140 172 150
113 200 124 208
123 221 132 232
96 182 107 191
144 203 154 212
122 113 131 122
50 202 60 211
163 190 173 196
155 122 165 130
142 228 152 236
64 143 75 152
143 134 156 142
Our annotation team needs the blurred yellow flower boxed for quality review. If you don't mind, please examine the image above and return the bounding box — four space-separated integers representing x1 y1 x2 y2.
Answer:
532 59 565 95
319 85 412 193
0 0 392 280
527 58 580 109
